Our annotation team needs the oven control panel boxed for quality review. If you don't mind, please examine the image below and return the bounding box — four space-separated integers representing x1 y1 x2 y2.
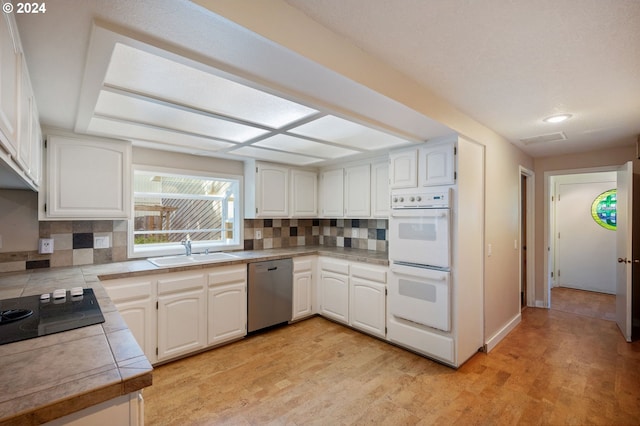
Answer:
390 189 451 208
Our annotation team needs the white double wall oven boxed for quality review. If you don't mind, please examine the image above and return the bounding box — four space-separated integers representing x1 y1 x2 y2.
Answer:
388 188 452 333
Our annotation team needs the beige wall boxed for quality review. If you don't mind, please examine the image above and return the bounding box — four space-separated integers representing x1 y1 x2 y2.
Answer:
533 144 638 303
0 189 39 252
198 0 535 343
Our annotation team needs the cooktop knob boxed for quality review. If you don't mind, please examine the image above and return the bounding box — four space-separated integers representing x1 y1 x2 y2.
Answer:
410 197 415 202
416 196 422 202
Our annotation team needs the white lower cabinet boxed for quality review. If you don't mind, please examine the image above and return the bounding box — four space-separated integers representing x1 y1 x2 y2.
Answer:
318 258 350 324
103 265 247 366
46 391 144 426
292 256 315 320
101 277 157 364
318 257 388 335
349 263 387 338
207 265 247 346
157 272 207 361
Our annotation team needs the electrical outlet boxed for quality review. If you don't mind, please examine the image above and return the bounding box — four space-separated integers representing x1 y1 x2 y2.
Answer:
255 230 262 240
39 238 54 254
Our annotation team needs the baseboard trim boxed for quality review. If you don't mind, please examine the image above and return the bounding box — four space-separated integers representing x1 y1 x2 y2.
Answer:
485 313 521 353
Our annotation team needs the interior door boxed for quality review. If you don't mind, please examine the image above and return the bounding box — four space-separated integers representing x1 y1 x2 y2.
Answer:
616 161 633 342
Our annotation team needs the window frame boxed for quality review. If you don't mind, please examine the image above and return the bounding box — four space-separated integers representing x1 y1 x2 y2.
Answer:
128 165 244 258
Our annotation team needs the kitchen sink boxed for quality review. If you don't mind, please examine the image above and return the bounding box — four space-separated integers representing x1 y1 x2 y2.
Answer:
148 252 239 267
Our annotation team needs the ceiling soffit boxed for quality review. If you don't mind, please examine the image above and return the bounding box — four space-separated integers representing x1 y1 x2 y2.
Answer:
75 24 447 165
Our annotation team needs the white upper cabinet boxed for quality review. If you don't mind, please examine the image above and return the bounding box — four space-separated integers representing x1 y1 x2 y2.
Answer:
16 56 31 172
371 161 389 218
255 163 289 217
0 11 19 158
290 169 317 217
320 168 344 217
245 161 319 218
419 141 455 187
389 149 417 189
45 135 132 219
344 164 370 217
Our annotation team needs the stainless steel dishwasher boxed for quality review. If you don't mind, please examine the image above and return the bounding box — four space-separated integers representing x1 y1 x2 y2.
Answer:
247 258 293 332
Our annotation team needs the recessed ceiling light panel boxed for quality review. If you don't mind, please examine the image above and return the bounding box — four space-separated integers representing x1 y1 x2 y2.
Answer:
289 115 410 150
105 44 320 129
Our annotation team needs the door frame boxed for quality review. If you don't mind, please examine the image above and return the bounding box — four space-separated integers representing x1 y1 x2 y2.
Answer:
543 165 619 308
519 166 535 308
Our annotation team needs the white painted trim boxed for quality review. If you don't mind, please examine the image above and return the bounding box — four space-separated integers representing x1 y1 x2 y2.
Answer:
485 313 521 352
535 300 546 308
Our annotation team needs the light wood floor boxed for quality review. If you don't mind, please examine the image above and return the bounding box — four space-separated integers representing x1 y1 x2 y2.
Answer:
145 303 640 425
550 286 616 321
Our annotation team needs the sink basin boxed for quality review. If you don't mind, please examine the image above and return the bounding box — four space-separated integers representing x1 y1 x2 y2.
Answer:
148 252 238 267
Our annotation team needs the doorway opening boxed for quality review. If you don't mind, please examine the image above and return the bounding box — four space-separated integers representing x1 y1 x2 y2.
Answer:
544 166 620 313
519 166 535 311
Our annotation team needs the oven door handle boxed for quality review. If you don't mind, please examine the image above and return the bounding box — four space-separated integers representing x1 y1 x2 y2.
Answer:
390 211 448 218
391 267 449 281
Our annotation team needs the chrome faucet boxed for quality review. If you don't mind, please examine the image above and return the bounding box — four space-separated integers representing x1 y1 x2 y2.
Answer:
181 234 192 256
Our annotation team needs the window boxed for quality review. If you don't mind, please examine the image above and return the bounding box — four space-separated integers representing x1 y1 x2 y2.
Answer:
130 168 242 257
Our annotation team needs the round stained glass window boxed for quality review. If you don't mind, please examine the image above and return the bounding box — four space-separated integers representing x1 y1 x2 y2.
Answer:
591 189 616 230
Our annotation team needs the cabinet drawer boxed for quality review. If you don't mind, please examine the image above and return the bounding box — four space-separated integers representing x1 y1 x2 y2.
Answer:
319 258 349 275
351 264 387 283
157 273 206 295
293 258 314 273
208 265 246 287
103 279 154 303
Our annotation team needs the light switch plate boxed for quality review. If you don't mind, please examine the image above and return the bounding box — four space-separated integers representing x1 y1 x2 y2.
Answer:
94 236 110 249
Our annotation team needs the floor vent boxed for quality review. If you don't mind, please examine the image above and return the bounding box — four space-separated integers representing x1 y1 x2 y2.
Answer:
520 131 567 145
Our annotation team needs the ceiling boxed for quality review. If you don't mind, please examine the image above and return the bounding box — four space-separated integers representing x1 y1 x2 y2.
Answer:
14 0 640 166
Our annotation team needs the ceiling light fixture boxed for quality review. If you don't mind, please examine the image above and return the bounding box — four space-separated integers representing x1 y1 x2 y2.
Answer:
543 113 572 123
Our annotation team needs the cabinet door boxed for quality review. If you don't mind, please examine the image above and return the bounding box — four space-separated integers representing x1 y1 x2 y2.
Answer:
157 273 207 361
320 168 344 217
389 149 417 189
350 278 386 338
319 270 349 324
0 12 19 157
290 169 318 217
419 142 455 186
117 297 157 364
256 163 289 217
292 271 313 320
103 277 157 365
344 164 371 217
371 161 389 218
46 136 131 219
207 264 247 346
208 282 246 345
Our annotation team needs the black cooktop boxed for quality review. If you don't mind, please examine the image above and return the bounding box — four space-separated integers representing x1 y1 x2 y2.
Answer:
0 289 104 346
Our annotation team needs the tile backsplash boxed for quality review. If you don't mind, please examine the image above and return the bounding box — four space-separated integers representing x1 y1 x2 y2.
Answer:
0 218 388 273
243 218 388 252
0 220 128 273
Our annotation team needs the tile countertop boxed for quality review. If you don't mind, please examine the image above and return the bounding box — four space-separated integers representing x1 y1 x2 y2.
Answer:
0 246 387 424
96 246 390 281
